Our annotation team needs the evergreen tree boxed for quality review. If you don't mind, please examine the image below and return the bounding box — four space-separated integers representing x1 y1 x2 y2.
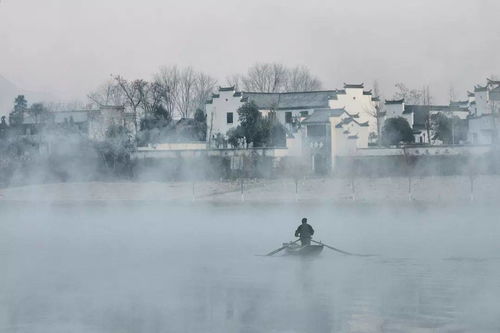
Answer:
193 108 207 141
381 117 414 146
9 95 28 126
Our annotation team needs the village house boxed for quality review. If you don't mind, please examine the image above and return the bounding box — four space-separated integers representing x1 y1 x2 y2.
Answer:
382 99 469 144
301 108 369 172
16 106 135 142
467 79 500 145
206 83 378 141
205 85 374 173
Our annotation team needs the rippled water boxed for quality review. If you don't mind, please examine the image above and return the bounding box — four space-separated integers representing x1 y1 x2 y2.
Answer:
1 202 500 332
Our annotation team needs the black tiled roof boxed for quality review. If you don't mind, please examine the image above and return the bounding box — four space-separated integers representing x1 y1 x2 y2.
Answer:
219 86 235 92
449 100 468 107
344 83 364 89
302 108 346 124
242 90 338 110
403 105 467 128
403 105 430 126
385 99 404 105
490 90 500 101
474 85 487 92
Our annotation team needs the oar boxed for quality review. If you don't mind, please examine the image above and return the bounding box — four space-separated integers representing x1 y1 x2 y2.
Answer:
265 239 300 256
311 240 376 257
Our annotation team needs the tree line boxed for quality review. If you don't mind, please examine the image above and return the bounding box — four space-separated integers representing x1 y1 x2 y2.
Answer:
88 63 323 121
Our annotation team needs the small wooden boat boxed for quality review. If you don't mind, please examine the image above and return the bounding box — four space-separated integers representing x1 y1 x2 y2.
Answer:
283 242 324 256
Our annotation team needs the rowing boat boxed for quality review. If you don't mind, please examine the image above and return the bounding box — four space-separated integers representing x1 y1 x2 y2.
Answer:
283 242 324 256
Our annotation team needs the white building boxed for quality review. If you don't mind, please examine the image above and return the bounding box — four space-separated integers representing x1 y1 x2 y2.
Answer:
205 85 373 173
327 83 379 136
382 99 469 144
206 83 378 142
302 108 369 172
467 79 500 145
19 106 135 142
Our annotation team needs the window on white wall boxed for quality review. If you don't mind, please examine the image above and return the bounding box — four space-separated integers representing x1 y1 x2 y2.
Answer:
227 112 233 124
285 112 292 123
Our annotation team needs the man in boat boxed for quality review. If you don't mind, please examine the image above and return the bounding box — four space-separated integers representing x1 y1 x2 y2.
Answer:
295 218 314 246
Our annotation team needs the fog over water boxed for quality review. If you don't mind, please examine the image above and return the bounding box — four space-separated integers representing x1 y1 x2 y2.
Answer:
2 201 500 332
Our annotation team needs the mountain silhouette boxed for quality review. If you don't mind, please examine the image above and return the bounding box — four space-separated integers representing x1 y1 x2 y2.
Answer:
0 75 55 117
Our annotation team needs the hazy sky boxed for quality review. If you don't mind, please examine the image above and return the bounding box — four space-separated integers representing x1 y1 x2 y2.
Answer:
1 0 499 103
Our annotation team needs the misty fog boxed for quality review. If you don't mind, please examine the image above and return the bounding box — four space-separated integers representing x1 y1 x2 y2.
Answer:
3 0 500 332
2 201 500 332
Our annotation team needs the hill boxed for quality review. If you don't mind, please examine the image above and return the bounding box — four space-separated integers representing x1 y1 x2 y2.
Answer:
0 75 18 116
0 75 56 117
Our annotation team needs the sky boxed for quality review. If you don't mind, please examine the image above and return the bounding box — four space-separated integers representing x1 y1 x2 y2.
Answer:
0 0 500 105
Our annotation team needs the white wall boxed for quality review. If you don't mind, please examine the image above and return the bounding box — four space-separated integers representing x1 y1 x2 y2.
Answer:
286 134 304 157
139 142 207 151
88 106 127 142
329 87 377 135
402 111 414 128
468 115 497 145
383 103 405 119
474 90 489 116
356 145 490 157
206 89 243 140
329 115 369 170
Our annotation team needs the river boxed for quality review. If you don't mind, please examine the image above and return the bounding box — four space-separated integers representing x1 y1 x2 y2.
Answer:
1 201 499 332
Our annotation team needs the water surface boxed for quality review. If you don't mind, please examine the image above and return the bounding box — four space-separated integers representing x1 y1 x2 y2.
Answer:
1 202 499 332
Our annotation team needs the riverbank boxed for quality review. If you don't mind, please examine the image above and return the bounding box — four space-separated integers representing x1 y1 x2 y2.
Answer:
1 175 499 203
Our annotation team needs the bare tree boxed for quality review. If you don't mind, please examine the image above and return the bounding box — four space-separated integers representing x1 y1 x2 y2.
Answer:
367 104 385 146
284 65 322 91
155 66 180 120
366 80 384 146
138 81 164 120
176 67 198 118
241 63 288 92
88 80 126 108
422 85 432 145
113 75 148 132
422 85 432 105
193 72 217 113
155 66 216 119
393 83 424 105
449 84 456 102
236 63 322 93
225 74 243 91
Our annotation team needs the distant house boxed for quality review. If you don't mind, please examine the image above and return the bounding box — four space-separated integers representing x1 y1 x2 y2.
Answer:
467 79 500 145
15 106 135 141
206 83 379 142
302 108 369 173
383 100 469 144
205 85 374 173
20 110 90 136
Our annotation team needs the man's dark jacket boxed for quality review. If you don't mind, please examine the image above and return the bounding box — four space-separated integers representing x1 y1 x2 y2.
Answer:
295 223 314 239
